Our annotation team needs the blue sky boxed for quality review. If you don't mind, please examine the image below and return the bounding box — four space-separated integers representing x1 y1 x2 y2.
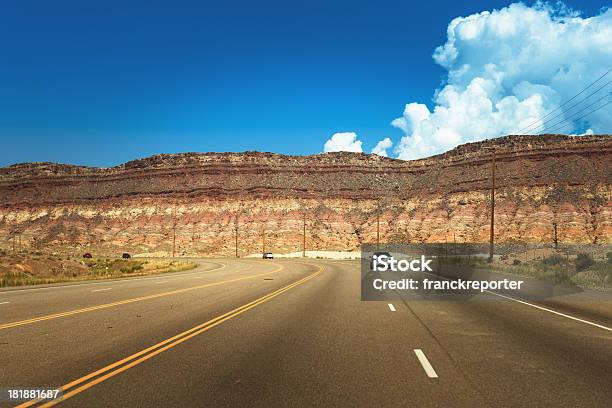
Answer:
0 0 609 166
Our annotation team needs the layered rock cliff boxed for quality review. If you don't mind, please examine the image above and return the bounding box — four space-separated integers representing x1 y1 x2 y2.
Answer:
0 134 610 256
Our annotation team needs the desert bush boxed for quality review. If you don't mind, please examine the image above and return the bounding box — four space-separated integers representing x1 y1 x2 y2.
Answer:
591 263 612 286
543 254 565 266
575 253 594 272
119 264 143 274
512 259 521 265
1 271 36 287
572 266 612 290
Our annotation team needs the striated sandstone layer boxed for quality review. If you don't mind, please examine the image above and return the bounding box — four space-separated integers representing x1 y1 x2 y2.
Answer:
0 134 610 256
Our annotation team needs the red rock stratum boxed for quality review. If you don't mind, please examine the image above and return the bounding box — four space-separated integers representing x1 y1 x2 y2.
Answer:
0 134 610 256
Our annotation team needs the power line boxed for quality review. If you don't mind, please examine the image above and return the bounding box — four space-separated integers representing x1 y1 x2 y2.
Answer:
524 79 611 134
521 78 611 135
514 68 611 135
515 68 611 134
543 99 612 134
542 99 612 135
535 92 611 134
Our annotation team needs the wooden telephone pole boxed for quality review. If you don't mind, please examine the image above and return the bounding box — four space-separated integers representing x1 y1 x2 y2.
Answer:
302 212 306 258
170 207 178 258
172 223 176 258
376 200 380 250
488 149 496 263
235 214 239 258
261 223 265 256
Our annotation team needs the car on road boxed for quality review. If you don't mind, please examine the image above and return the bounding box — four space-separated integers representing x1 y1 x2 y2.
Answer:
122 253 131 259
263 252 274 259
369 251 391 270
83 253 93 259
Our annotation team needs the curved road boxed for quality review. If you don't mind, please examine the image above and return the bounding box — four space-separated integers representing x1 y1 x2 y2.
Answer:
0 259 611 407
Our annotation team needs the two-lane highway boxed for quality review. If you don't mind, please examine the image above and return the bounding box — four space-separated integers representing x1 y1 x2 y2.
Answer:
1 259 611 407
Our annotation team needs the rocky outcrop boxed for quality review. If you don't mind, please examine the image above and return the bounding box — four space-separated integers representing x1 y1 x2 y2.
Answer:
0 134 610 256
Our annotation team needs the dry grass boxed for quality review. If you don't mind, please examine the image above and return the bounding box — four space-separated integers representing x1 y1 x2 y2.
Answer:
0 254 197 287
444 254 612 291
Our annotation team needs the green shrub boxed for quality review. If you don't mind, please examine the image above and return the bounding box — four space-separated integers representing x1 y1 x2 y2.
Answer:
575 253 594 272
607 252 612 264
543 254 565 266
592 264 612 285
122 264 143 273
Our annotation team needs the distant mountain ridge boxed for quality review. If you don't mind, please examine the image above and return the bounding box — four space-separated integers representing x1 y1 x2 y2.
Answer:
0 134 610 255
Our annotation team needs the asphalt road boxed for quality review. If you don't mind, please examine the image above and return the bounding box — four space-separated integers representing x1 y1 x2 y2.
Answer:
0 259 611 407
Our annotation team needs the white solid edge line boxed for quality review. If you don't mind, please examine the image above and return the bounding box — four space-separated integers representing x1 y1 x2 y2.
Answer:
91 288 112 292
486 291 612 332
0 262 228 293
388 303 396 312
423 271 612 333
414 349 438 378
0 301 10 305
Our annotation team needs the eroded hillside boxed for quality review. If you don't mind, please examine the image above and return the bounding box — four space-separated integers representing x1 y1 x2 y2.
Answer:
0 134 610 256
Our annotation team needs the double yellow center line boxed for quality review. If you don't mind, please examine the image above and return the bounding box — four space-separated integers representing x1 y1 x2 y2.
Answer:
18 264 323 407
1 264 281 331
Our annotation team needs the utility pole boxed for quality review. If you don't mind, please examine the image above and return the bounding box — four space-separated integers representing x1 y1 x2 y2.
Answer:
172 223 176 258
235 213 239 258
302 212 306 258
445 234 448 256
261 223 265 256
489 149 495 262
376 200 380 250
171 207 178 259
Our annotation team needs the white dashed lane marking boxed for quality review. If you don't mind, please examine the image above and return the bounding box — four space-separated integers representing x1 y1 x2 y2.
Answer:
414 349 438 378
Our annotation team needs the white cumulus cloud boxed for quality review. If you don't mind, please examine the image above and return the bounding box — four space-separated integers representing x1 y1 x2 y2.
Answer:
392 2 612 160
371 138 393 157
323 132 363 153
